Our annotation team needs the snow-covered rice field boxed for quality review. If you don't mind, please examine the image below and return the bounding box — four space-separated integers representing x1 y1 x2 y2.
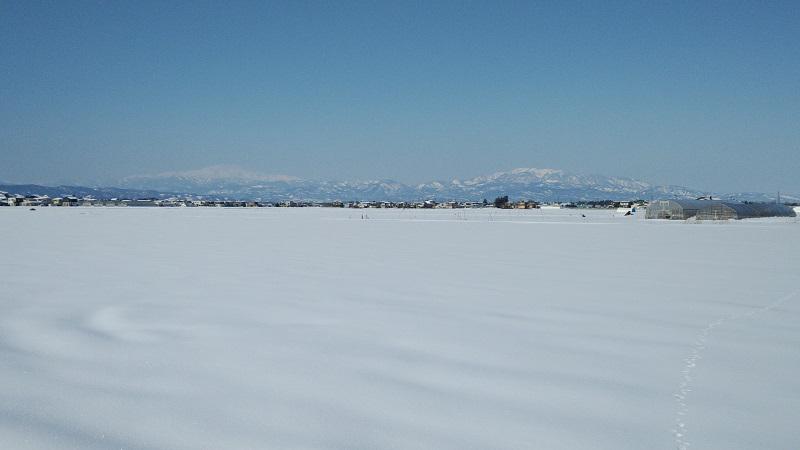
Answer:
1 207 799 449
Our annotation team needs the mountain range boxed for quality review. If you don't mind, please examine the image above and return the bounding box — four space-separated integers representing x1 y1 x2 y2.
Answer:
3 166 796 203
0 184 173 201
117 166 794 202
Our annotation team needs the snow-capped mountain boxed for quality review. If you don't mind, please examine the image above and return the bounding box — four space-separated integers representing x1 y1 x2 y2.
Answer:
414 168 702 201
119 165 299 194
717 191 800 203
116 165 713 201
0 183 175 200
5 166 794 202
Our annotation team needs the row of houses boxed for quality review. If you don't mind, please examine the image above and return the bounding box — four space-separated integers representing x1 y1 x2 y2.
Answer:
5 191 795 220
0 194 265 208
1 194 83 207
0 191 650 210
274 200 639 209
0 194 494 209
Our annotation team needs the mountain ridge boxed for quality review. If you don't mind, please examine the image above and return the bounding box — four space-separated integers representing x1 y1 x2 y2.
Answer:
3 166 797 203
0 184 176 200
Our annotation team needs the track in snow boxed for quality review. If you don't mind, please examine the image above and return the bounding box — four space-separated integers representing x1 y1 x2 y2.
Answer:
672 288 799 450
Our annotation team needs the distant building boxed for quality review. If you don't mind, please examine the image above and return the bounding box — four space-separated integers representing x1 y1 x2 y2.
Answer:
514 201 539 209
58 196 79 206
6 195 23 206
125 199 158 207
646 199 796 220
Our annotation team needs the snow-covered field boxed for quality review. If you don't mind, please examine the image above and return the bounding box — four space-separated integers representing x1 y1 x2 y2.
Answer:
1 207 798 450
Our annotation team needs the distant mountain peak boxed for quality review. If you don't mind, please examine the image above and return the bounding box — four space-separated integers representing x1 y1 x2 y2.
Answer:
122 165 300 184
508 167 563 176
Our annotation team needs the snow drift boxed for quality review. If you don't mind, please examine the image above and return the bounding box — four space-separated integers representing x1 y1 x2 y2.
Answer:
1 207 798 449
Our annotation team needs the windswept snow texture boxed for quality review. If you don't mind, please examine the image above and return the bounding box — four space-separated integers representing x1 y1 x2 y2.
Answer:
1 208 799 450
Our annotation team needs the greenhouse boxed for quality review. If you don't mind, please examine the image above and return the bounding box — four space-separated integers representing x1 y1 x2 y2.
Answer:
645 199 797 220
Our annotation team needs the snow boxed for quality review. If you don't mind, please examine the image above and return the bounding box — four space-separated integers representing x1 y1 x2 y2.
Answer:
1 207 799 450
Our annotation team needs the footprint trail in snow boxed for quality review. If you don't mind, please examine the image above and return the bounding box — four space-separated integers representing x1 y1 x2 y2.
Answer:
672 289 798 450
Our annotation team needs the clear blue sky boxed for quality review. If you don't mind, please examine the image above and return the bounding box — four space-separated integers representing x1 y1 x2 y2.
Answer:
1 0 798 192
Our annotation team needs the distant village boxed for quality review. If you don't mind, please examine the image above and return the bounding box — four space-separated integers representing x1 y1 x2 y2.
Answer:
4 190 799 221
0 190 646 210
